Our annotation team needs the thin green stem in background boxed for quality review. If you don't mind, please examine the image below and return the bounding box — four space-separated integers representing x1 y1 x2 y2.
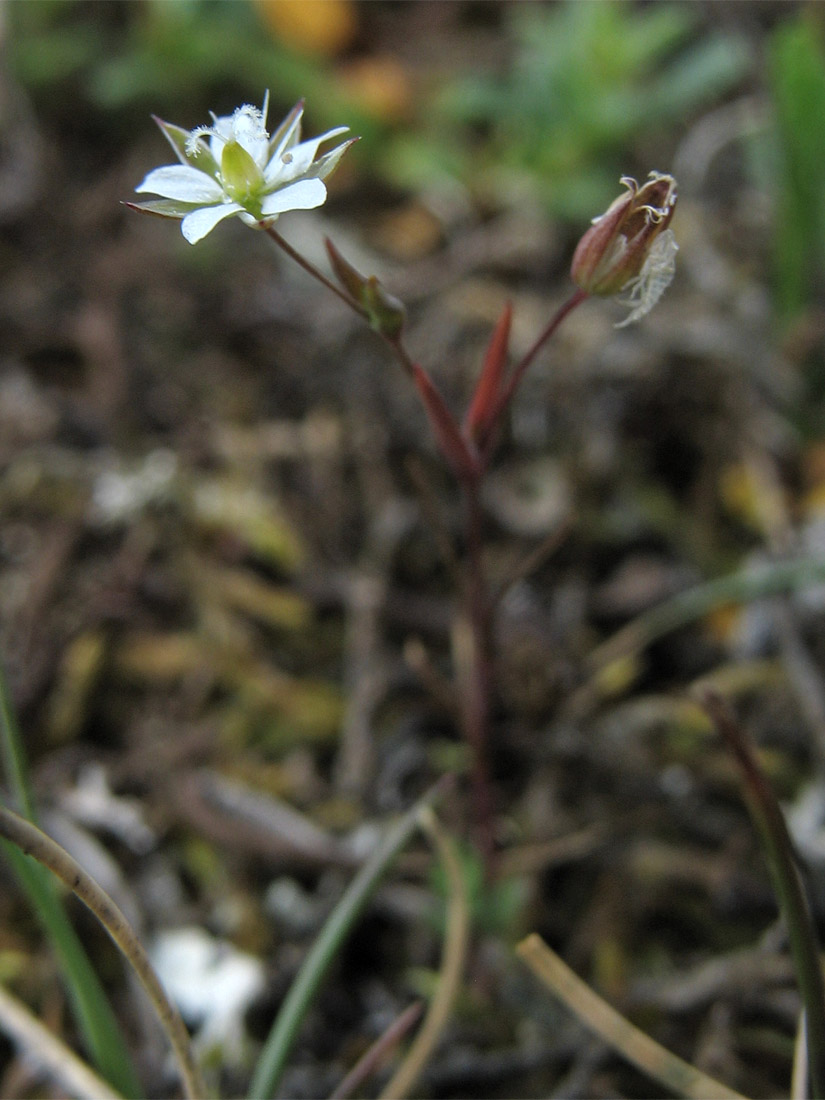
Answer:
0 659 36 820
588 555 825 675
0 663 142 1098
248 779 449 1100
702 691 825 1100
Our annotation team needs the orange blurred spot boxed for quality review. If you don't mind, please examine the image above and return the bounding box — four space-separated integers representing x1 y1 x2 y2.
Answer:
371 202 443 260
256 0 357 57
337 55 414 122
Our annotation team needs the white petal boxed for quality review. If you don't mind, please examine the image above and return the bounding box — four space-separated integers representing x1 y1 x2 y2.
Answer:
181 202 243 244
266 127 349 182
209 117 233 161
260 178 327 217
268 105 304 163
137 165 223 204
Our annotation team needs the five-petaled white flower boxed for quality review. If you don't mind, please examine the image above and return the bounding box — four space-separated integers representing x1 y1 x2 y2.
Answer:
130 94 355 244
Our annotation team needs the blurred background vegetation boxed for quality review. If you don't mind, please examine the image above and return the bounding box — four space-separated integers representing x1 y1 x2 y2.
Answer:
3 3 825 1096
6 0 825 325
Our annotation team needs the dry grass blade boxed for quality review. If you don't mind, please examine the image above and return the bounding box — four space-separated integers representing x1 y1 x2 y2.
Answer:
0 805 205 1100
378 808 470 1100
0 981 124 1100
517 933 746 1100
793 1012 809 1100
329 1001 424 1100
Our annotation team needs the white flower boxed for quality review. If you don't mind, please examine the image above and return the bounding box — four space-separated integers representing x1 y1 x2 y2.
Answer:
129 93 355 244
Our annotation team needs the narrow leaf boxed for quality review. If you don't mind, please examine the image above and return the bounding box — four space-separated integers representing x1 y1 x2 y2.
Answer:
464 301 512 447
413 365 480 484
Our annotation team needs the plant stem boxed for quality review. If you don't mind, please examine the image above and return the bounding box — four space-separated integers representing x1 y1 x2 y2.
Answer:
262 223 368 317
260 225 584 869
482 287 588 464
458 480 497 869
378 808 469 1099
458 290 586 864
263 224 418 377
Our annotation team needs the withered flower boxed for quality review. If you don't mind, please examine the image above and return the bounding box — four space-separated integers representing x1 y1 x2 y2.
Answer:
571 172 678 326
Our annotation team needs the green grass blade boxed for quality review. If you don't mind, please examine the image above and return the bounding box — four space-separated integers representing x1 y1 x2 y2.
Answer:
248 780 448 1100
0 665 142 1098
769 15 825 322
703 692 825 1098
588 554 825 675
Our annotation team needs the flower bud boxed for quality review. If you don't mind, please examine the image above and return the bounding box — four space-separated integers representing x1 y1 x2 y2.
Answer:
362 276 406 340
325 238 406 339
571 172 677 312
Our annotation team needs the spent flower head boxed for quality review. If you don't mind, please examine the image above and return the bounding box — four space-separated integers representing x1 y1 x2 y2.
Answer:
571 171 678 326
129 94 355 244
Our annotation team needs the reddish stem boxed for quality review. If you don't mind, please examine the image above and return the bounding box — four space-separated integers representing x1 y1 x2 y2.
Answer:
481 288 588 467
264 224 417 377
263 218 585 869
462 480 497 870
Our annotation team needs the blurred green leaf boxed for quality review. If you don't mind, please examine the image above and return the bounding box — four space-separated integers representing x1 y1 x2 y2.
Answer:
430 841 528 938
769 13 825 322
431 0 751 221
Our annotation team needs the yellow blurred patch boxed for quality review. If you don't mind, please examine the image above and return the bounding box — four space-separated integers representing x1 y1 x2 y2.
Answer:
719 463 762 530
594 654 641 699
46 631 107 743
703 602 740 645
255 0 357 57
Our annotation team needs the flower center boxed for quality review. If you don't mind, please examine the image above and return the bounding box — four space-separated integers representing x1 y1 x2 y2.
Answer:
221 140 264 205
186 103 270 164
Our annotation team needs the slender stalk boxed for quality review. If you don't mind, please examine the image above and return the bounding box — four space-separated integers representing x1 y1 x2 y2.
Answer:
482 288 588 462
386 333 417 378
0 660 36 820
459 481 497 869
263 224 418 377
248 779 449 1100
0 806 204 1100
330 1002 424 1100
263 223 368 317
261 228 584 873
